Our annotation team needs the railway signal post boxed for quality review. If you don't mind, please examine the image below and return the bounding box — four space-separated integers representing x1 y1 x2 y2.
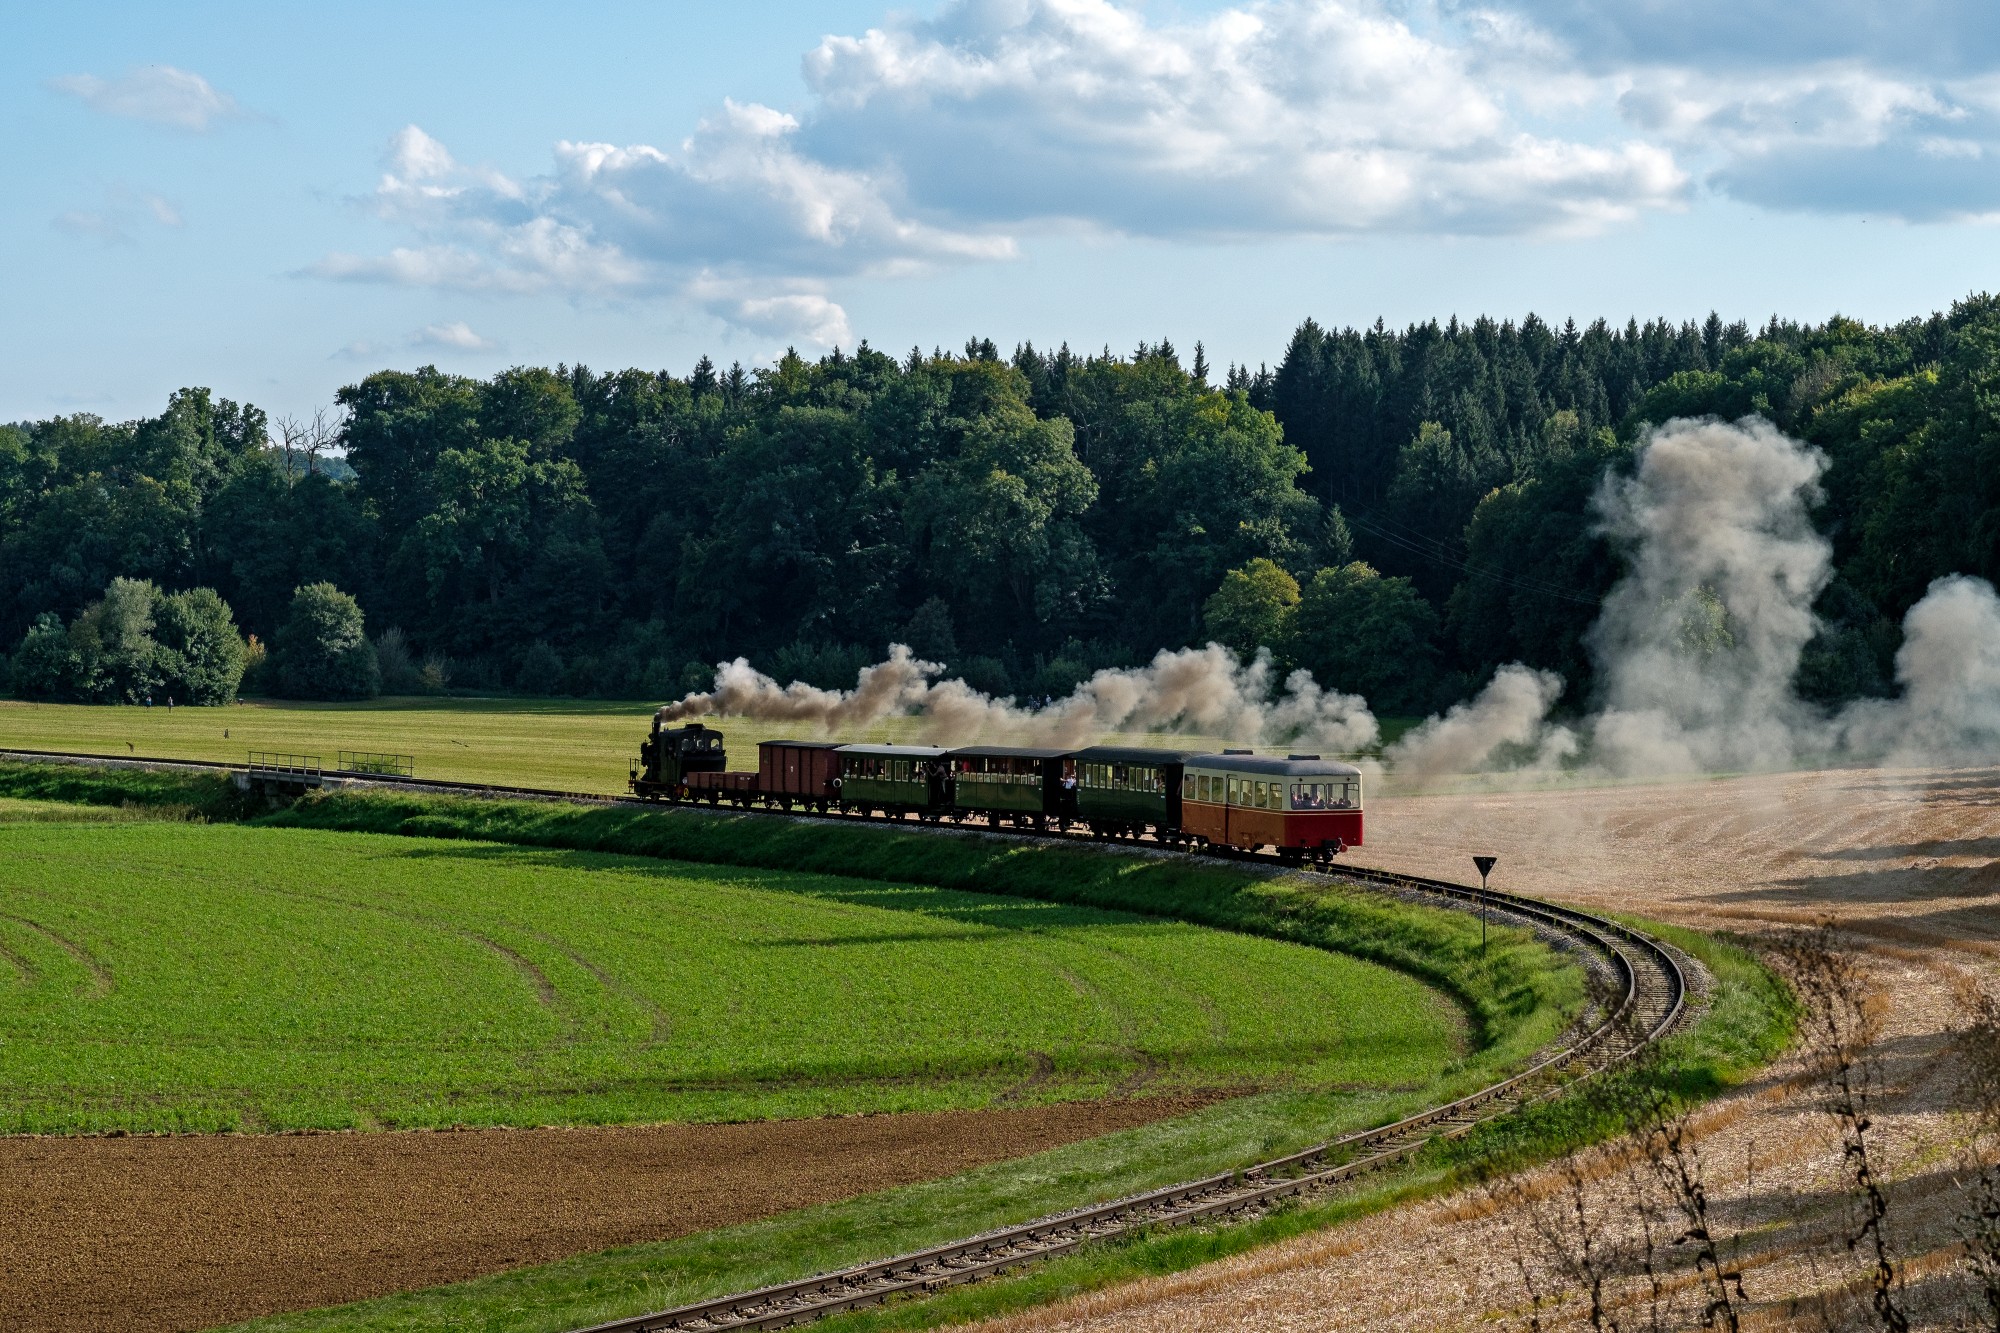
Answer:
1473 855 1498 950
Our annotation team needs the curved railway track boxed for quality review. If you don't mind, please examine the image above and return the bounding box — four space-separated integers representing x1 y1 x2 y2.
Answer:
0 745 1689 1332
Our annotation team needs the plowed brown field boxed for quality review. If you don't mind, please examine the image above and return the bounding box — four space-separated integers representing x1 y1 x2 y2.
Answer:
972 766 2000 1331
2 1093 1224 1333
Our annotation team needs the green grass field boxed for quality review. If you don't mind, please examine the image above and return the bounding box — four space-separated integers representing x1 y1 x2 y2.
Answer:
0 696 1423 794
0 819 1465 1134
0 695 655 793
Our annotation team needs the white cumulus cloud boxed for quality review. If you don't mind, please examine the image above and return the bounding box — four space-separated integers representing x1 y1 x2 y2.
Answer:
308 5 1683 340
309 0 2000 338
799 0 1685 238
50 65 241 131
412 320 497 351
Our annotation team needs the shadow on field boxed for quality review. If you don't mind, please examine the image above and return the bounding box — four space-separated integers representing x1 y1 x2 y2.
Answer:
379 839 1156 936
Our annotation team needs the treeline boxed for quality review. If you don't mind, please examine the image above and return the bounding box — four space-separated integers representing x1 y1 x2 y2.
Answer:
2 295 1994 710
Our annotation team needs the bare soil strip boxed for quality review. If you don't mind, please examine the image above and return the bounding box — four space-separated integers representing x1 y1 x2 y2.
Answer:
974 766 2000 1331
1 1094 1225 1333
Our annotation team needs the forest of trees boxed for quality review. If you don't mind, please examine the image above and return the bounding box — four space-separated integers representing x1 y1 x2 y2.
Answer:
3 294 1995 714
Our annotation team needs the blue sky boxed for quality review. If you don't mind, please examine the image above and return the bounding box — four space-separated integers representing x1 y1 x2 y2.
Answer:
7 0 1998 423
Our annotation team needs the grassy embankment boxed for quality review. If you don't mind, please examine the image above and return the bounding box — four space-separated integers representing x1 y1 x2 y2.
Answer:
0 695 1426 794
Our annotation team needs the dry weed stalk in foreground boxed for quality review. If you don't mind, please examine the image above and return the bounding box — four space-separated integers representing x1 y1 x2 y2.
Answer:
1774 925 1908 1332
1951 981 2000 1329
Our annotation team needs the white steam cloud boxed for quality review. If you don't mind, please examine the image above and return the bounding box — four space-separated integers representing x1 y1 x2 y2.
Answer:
1584 416 1834 775
1406 415 2000 781
661 415 2000 780
1838 574 2000 765
658 642 1378 752
1386 664 1576 780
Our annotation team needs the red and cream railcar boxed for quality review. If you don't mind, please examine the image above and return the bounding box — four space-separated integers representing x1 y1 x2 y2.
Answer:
1178 752 1362 858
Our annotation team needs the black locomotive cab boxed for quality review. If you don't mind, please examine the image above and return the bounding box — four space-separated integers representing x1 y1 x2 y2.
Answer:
631 719 728 798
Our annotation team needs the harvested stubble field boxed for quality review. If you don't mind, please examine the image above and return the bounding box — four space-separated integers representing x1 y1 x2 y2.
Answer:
0 821 1465 1134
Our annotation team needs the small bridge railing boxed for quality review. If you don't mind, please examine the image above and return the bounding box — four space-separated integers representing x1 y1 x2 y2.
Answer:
245 752 323 783
338 751 415 778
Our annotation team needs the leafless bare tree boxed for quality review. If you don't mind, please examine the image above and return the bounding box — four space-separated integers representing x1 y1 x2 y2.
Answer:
274 414 305 481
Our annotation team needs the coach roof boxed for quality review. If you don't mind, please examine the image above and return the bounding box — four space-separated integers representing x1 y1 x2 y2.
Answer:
1184 753 1362 778
1068 745 1201 765
944 745 1071 760
834 744 949 758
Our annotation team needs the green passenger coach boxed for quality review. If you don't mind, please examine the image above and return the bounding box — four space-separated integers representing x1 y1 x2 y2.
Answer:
946 746 1068 827
833 744 950 815
1069 745 1197 838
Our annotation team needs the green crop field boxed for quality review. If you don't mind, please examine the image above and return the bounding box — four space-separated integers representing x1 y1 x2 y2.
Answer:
0 696 655 793
0 819 1463 1134
0 696 1419 795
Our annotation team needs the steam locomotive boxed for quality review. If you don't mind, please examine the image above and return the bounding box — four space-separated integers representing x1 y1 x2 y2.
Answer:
632 720 1362 862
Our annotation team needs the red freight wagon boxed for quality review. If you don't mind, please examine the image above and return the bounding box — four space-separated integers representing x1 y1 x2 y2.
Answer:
757 740 841 810
686 769 759 805
1179 752 1362 859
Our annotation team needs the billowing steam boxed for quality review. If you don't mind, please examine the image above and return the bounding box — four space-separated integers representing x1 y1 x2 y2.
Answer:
1584 416 1834 775
1413 415 2000 780
658 642 1379 751
658 645 937 732
1387 664 1576 780
661 415 2000 779
1838 574 2000 764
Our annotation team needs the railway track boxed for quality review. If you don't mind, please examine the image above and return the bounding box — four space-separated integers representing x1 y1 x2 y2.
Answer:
0 745 1688 1332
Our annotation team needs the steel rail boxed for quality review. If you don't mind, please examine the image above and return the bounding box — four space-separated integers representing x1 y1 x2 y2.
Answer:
0 745 1687 1332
